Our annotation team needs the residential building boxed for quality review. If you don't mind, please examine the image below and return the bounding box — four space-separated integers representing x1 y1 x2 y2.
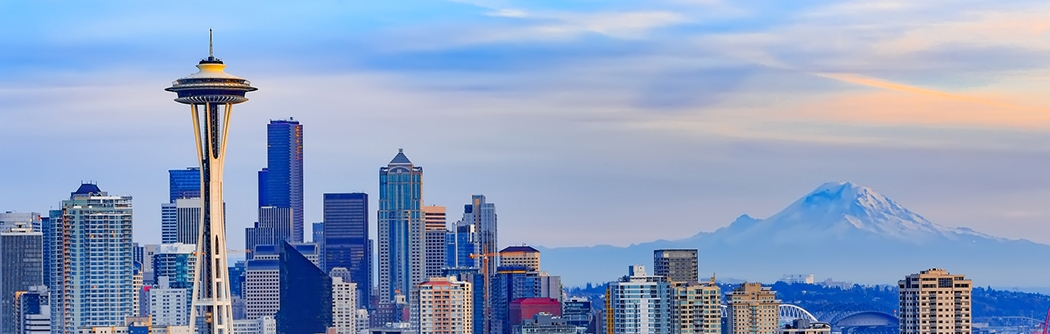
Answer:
378 149 424 308
607 265 672 334
516 313 576 334
15 285 50 334
670 278 721 334
654 249 698 283
323 193 371 308
49 184 134 333
777 319 831 334
261 119 305 244
423 206 447 280
500 246 541 272
150 277 190 327
510 298 561 329
417 276 473 334
444 268 486 334
331 268 358 334
1 223 43 334
898 268 972 334
727 283 780 334
276 242 332 334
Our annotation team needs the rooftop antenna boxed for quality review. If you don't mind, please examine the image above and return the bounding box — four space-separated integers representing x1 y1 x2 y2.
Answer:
209 29 214 58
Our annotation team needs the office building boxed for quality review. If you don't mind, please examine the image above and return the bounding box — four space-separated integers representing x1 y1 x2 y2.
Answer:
161 198 202 245
537 272 562 302
423 205 447 280
727 282 780 334
500 246 541 272
151 277 191 326
49 184 134 333
245 243 320 320
0 211 41 233
378 149 424 307
41 213 55 289
229 261 247 299
258 206 293 244
331 269 358 334
561 297 592 333
607 265 672 334
898 268 972 334
15 285 50 334
323 193 371 307
461 195 496 277
516 313 576 334
245 222 273 260
491 266 543 334
670 278 721 334
2 223 43 334
169 167 201 202
233 316 276 334
161 202 178 244
313 222 324 243
153 243 197 288
277 242 332 334
654 249 698 283
510 298 561 329
445 221 478 269
417 276 473 334
777 319 831 334
260 119 305 244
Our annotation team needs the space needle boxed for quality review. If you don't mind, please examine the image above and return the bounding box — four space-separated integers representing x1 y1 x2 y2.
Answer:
165 30 257 334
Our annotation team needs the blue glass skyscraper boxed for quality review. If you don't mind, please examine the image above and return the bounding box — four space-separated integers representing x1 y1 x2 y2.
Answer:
276 242 332 334
262 119 304 243
378 149 423 307
168 167 201 202
323 192 370 308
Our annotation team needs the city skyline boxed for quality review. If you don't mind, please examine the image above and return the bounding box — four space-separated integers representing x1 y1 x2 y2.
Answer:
2 1 1050 254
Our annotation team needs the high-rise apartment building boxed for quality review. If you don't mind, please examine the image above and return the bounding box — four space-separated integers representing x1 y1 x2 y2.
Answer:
444 267 486 334
378 149 424 306
654 249 698 283
1 223 43 334
14 285 50 334
323 193 371 308
49 184 134 333
417 276 473 334
330 268 358 334
727 282 780 334
423 205 447 280
260 119 304 243
607 265 672 334
169 167 201 202
277 242 332 334
500 246 541 272
670 278 722 334
898 268 972 334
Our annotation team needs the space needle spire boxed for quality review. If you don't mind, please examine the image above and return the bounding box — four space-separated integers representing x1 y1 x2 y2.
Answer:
165 31 257 334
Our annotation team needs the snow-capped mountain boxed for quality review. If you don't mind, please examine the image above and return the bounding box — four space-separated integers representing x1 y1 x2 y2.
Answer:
539 181 1047 287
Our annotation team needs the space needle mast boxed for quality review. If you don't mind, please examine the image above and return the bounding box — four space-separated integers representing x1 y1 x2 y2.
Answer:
165 30 257 334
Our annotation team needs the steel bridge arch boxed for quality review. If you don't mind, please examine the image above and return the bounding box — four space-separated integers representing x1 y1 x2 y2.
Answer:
780 304 820 323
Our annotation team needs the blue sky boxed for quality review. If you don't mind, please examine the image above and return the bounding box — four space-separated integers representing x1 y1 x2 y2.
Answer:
1 0 1049 251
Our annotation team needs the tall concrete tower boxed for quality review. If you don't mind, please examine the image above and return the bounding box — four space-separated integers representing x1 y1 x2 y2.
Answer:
165 30 257 334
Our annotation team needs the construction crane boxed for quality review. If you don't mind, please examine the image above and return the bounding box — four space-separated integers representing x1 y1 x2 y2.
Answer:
470 251 501 334
1039 305 1050 334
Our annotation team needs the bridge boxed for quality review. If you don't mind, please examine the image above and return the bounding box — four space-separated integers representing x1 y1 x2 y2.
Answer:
721 304 898 331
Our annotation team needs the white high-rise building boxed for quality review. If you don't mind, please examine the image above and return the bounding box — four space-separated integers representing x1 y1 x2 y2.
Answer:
417 276 473 334
151 277 191 326
331 273 358 334
355 309 370 334
898 268 972 334
607 265 672 334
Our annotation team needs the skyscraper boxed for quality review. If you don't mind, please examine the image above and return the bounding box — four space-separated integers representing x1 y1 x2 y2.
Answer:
654 249 698 283
607 265 672 334
423 205 447 280
446 221 478 269
727 282 780 334
153 243 198 289
165 31 257 334
312 222 324 244
378 149 424 307
1 223 43 334
15 285 50 334
0 211 41 233
175 198 202 244
898 268 972 334
277 242 332 334
323 193 370 308
49 184 134 333
259 206 294 244
670 278 721 334
462 195 496 277
500 246 541 272
490 266 542 334
262 119 304 243
169 167 201 202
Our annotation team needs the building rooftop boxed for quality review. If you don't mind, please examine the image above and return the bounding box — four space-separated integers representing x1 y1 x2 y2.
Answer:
500 245 539 253
73 183 102 195
389 148 412 165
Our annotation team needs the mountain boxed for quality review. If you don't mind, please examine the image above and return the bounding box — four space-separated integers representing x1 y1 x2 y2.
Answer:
539 181 1050 287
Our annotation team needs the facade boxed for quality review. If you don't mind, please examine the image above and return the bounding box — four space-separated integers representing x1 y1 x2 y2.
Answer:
313 222 323 243
670 278 722 334
461 195 496 278
261 119 305 244
777 319 831 334
161 203 178 244
331 273 358 334
654 249 698 283
445 221 478 269
244 257 279 320
561 297 593 333
444 268 486 334
516 313 577 334
423 206 447 280
174 198 201 244
15 285 50 334
168 167 201 202
50 184 134 333
0 211 42 233
276 242 332 334
258 206 294 245
1 223 43 334
378 149 424 306
537 272 562 302
153 243 197 288
417 276 473 334
607 265 672 334
491 266 543 334
150 277 190 327
232 316 276 334
500 246 541 272
510 298 561 329
323 192 371 308
898 268 972 334
727 283 780 334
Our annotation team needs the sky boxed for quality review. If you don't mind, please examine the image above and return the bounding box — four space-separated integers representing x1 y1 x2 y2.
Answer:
1 0 1049 253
